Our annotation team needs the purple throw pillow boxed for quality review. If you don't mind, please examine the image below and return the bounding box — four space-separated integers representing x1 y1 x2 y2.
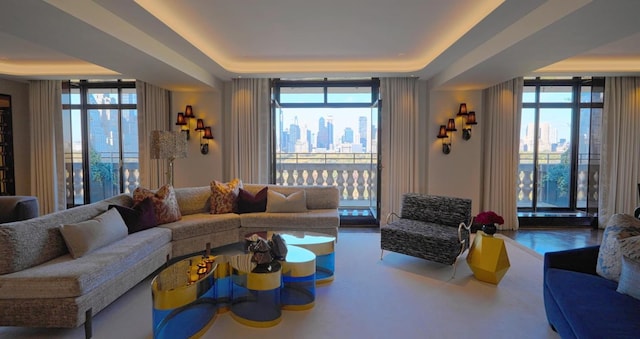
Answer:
109 197 158 234
235 187 268 214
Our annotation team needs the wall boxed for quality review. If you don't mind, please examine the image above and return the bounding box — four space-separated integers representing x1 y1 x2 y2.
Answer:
427 88 483 214
0 78 30 195
171 90 224 188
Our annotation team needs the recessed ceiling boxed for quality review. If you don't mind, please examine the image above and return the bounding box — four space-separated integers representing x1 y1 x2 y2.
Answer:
0 0 639 91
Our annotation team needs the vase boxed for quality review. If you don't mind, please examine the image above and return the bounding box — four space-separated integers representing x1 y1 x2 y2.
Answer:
482 224 497 236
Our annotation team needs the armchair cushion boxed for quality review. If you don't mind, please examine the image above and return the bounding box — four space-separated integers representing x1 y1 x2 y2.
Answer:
400 193 471 227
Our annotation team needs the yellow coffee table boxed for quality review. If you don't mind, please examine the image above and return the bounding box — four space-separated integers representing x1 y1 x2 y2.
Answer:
466 231 510 284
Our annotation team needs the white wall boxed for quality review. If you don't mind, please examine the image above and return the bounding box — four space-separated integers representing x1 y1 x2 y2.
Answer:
171 90 224 188
0 78 30 195
427 89 483 214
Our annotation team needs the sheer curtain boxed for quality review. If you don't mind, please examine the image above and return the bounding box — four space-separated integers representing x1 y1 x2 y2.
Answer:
380 77 419 224
29 80 64 214
136 80 171 189
599 77 640 227
229 78 271 183
481 77 523 230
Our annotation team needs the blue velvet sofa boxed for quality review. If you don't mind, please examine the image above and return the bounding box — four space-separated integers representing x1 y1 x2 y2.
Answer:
543 245 640 338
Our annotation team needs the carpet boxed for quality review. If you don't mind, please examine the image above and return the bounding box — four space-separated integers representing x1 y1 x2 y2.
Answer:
0 232 559 339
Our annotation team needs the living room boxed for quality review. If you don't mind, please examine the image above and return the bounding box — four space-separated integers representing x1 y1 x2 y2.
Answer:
1 1 640 338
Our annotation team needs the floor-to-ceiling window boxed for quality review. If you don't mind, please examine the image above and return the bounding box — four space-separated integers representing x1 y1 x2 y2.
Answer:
62 80 138 207
272 78 380 224
518 77 603 215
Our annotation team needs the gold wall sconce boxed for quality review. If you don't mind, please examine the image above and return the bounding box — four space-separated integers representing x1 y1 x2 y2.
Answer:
456 103 478 140
176 105 214 154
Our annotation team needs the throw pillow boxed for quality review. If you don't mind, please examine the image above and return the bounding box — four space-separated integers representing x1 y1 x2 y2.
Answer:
596 214 640 281
210 178 243 214
133 185 181 225
235 187 268 214
59 208 128 259
616 255 640 300
266 190 307 213
108 197 158 234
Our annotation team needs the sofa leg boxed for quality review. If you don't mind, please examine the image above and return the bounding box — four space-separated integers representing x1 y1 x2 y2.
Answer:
380 249 384 260
84 308 92 339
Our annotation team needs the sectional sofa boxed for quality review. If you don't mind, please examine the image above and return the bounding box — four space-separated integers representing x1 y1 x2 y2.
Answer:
0 183 339 338
543 213 640 338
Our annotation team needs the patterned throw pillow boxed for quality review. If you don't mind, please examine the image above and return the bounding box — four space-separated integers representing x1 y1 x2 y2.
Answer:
596 214 640 281
133 185 181 225
210 178 243 214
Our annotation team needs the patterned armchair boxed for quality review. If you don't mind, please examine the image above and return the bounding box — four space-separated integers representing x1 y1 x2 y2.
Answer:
381 193 472 267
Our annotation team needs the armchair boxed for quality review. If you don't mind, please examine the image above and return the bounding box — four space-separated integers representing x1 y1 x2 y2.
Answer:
380 193 472 268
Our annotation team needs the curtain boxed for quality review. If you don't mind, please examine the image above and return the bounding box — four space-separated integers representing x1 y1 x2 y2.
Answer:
380 77 419 225
229 78 271 183
136 80 171 189
599 77 640 227
481 78 523 230
29 80 64 215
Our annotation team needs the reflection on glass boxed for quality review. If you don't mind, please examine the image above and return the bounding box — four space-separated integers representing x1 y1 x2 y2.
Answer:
540 86 572 103
536 108 572 208
88 109 120 202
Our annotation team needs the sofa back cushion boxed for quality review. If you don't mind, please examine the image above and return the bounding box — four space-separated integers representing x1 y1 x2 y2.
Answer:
0 193 133 275
174 186 211 215
400 193 472 228
244 184 339 210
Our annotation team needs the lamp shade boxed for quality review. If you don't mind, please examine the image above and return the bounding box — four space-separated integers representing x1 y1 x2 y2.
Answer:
457 103 468 116
446 118 457 132
195 118 205 131
437 125 448 138
175 112 187 126
203 127 214 140
150 131 187 160
184 105 195 119
466 111 478 125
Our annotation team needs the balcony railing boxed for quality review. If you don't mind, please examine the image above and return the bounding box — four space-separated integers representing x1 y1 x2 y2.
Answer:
517 152 599 210
275 153 377 208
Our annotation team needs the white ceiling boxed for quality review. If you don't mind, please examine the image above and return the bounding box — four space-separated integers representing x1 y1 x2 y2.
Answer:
0 0 639 91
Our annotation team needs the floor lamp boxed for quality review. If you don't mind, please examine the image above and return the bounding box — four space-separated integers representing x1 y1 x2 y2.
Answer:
150 131 187 186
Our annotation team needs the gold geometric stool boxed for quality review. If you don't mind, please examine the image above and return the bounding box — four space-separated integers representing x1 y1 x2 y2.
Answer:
466 231 510 284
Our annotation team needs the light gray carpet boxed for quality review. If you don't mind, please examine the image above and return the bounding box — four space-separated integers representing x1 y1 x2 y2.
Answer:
0 233 559 339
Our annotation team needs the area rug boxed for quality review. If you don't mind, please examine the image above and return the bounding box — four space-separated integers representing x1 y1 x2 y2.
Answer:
0 232 559 339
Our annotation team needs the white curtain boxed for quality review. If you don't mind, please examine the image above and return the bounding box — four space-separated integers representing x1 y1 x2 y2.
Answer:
481 78 523 230
29 80 64 215
136 80 171 189
380 77 419 224
229 78 271 183
599 77 640 227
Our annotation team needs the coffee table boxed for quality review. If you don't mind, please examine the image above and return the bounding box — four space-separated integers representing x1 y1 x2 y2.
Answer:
279 231 336 283
151 255 218 339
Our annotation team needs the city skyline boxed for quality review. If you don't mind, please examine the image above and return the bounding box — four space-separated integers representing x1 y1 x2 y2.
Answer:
277 107 378 153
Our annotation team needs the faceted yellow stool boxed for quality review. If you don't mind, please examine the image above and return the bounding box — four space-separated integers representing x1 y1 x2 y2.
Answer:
466 231 510 284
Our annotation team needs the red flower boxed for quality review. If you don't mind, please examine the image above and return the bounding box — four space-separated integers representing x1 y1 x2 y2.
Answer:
475 211 504 225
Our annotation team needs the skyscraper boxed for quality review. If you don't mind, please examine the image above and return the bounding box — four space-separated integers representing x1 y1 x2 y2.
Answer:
359 116 367 151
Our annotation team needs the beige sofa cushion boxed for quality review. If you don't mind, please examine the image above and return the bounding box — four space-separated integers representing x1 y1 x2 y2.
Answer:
266 190 307 213
240 209 339 229
174 186 211 215
0 227 171 299
0 194 133 275
159 213 241 241
60 208 128 258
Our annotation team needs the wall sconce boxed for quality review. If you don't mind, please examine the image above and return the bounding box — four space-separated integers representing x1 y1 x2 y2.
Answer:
201 126 214 154
436 125 451 154
175 112 189 140
456 103 479 140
